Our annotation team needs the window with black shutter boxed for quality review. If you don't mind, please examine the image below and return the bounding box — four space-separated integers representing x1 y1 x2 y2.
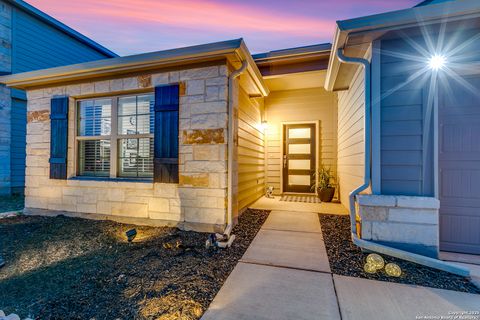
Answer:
50 97 69 180
153 85 179 183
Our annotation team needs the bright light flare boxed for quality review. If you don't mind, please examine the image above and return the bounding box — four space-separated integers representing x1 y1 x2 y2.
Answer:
428 54 446 70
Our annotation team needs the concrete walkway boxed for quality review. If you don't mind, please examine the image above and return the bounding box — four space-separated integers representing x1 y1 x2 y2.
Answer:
202 210 480 320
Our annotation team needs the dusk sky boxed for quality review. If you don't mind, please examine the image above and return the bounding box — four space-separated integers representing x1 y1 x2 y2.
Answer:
28 0 420 56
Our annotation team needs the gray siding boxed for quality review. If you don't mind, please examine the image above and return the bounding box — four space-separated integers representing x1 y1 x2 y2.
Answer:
11 7 108 73
0 3 113 195
10 94 26 192
0 0 12 195
379 37 434 196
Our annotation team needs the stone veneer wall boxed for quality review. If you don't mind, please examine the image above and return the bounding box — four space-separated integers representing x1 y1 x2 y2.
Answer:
25 65 230 232
0 0 12 195
358 194 440 258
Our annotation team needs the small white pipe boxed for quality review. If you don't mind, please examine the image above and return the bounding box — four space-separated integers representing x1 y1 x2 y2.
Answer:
336 48 469 277
224 61 248 241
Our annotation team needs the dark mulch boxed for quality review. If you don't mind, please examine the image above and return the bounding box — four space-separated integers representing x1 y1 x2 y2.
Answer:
0 209 269 320
319 214 480 294
0 195 24 213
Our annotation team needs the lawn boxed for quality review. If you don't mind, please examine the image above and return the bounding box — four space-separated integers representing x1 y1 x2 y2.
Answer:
0 209 269 319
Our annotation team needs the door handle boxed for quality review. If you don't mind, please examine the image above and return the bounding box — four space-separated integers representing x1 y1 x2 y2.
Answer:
283 155 287 169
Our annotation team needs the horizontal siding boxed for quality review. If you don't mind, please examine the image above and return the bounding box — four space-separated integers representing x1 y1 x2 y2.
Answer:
380 37 432 196
237 86 265 211
12 8 109 73
10 98 26 189
337 64 365 208
265 87 337 195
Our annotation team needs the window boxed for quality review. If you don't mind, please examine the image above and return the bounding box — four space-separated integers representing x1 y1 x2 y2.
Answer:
76 94 154 178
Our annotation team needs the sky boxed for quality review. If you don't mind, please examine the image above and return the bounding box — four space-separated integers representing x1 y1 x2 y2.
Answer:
27 0 420 56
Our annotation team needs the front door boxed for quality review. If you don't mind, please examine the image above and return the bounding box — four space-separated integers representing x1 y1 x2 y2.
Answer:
439 74 480 254
283 124 316 193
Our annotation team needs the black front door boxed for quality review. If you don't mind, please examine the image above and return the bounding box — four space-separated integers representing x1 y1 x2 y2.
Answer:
283 124 316 193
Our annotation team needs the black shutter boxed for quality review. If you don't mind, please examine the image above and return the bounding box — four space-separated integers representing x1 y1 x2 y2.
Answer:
154 85 179 183
49 96 69 180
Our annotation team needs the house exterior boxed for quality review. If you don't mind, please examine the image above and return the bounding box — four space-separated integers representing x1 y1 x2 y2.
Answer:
0 0 116 195
0 0 479 256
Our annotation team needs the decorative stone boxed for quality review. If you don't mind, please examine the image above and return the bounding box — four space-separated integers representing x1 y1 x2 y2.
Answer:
179 174 210 187
27 110 49 123
385 263 402 277
138 75 152 88
182 129 225 144
363 262 377 274
366 253 384 270
179 81 186 96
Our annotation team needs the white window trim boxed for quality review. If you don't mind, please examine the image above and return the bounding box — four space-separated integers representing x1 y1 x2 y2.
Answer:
75 92 154 179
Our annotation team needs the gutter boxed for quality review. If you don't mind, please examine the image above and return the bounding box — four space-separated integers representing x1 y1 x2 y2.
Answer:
205 60 248 249
336 48 470 277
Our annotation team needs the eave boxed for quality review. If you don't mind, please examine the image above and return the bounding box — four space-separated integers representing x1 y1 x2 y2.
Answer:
0 39 269 96
325 0 480 91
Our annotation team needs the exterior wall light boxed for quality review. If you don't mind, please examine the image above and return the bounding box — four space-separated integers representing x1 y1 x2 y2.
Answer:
364 262 377 274
260 120 268 131
428 54 446 70
385 263 402 277
366 253 385 270
126 228 137 242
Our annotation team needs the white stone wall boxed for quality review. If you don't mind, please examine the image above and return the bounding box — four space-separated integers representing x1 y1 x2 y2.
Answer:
25 65 230 232
0 0 12 195
358 194 439 257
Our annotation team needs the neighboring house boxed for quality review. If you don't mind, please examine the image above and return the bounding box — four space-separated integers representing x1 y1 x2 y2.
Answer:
0 0 478 258
0 0 116 195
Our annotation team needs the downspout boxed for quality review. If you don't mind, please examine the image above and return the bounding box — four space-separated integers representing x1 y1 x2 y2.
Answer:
336 48 469 277
206 60 248 249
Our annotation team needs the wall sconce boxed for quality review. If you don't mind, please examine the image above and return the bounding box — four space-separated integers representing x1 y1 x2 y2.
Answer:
260 120 268 131
428 54 446 71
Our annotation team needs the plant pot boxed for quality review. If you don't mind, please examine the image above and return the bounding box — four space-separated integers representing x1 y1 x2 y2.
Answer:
317 187 335 202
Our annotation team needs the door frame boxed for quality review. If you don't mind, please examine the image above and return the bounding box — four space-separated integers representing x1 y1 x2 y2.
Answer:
280 121 319 194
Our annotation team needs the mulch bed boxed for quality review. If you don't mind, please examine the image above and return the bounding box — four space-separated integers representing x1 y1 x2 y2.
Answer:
0 209 269 320
0 195 24 213
319 214 480 294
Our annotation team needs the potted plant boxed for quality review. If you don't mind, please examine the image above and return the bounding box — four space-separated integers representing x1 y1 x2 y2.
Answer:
312 167 336 202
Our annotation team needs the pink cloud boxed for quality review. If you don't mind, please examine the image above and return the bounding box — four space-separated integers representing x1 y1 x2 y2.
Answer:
26 0 418 55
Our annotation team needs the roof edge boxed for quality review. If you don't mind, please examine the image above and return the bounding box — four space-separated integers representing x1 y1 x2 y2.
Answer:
0 38 269 97
252 43 332 62
7 0 117 58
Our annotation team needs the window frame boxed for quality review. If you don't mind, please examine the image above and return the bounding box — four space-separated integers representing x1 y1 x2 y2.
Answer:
75 92 155 179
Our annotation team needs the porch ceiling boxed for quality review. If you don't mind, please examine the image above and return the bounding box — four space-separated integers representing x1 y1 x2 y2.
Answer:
264 70 326 92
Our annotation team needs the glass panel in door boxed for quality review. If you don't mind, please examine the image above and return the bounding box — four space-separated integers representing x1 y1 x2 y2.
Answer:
283 123 315 193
